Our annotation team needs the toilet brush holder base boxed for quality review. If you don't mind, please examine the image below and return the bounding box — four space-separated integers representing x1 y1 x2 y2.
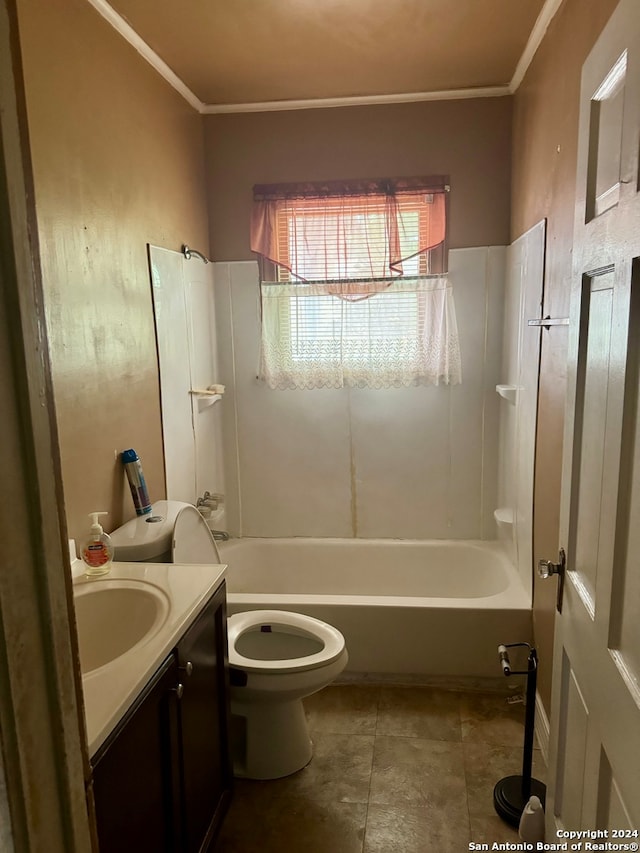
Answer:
493 775 546 827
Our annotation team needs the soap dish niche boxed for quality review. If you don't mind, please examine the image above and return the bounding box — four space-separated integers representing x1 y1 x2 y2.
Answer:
196 394 221 412
189 388 224 412
496 384 519 404
494 508 514 530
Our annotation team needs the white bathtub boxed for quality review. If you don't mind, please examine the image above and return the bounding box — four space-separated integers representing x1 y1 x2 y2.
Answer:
220 538 532 682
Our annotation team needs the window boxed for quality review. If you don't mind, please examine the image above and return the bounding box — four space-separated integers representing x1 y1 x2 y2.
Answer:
250 177 461 390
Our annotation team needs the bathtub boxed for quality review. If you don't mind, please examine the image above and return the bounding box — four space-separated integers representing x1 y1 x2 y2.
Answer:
219 538 532 682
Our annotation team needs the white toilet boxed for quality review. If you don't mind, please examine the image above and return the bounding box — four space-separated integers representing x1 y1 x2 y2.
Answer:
110 500 348 780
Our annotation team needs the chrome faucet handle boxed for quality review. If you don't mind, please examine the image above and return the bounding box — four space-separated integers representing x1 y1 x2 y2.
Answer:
211 529 230 541
197 491 225 509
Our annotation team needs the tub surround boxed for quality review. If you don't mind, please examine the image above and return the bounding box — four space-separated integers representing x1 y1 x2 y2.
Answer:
75 560 226 755
495 221 546 598
215 246 505 541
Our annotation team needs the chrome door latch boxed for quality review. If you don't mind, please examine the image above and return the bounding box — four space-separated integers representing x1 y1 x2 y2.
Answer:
538 548 566 613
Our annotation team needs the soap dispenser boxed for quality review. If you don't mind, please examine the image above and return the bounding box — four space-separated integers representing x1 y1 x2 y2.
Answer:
81 512 114 577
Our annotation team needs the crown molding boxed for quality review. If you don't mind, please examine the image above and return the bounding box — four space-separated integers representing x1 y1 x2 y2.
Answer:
509 0 564 92
202 86 511 114
86 0 563 114
84 0 205 112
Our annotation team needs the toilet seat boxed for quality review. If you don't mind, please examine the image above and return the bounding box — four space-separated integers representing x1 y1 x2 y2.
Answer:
228 610 345 674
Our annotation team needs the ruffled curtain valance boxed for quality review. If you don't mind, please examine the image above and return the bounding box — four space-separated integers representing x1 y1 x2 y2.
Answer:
250 176 449 283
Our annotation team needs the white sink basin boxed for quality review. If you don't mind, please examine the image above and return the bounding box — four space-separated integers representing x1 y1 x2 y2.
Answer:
74 581 170 674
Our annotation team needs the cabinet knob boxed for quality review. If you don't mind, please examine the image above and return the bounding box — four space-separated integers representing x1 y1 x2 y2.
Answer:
180 662 194 677
172 683 184 700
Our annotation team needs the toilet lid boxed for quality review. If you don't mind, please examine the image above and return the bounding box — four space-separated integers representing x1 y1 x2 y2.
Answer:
172 505 221 564
227 609 347 673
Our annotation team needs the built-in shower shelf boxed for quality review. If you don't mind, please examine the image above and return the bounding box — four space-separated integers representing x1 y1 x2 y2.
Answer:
189 390 223 412
494 507 514 529
496 384 519 404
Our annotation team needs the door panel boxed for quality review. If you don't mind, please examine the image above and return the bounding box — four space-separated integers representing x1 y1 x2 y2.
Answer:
571 273 615 615
597 750 635 830
554 654 589 828
609 267 640 693
586 51 626 221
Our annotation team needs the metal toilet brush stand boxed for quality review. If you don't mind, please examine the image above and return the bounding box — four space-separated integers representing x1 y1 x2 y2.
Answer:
493 642 546 827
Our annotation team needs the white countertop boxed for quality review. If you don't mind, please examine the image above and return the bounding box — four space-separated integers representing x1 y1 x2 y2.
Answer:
74 560 227 758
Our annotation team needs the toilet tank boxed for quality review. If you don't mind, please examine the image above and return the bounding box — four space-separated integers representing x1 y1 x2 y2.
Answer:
110 499 221 565
110 500 187 562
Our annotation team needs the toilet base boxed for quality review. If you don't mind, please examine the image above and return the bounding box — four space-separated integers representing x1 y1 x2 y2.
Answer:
231 697 313 779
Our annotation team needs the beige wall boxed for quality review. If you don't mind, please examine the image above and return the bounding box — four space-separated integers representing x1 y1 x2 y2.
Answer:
16 0 210 542
511 0 619 714
204 97 513 261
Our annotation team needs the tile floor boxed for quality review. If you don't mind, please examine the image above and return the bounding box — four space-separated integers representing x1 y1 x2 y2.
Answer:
214 684 546 853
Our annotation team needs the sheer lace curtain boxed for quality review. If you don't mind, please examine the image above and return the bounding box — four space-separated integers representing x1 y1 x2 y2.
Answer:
250 177 462 390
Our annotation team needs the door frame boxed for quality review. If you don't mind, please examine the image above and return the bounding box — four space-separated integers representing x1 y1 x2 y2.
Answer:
0 1 93 849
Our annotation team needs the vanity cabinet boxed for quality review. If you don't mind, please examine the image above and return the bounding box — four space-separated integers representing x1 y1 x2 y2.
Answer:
92 653 181 851
91 582 232 852
177 581 233 852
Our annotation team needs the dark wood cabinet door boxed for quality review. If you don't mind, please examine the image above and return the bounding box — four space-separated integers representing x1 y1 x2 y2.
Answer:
92 654 182 853
177 582 233 852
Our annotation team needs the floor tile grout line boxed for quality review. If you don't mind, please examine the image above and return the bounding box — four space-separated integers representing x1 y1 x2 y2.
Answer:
456 693 477 840
361 688 381 853
460 740 477 850
461 739 476 842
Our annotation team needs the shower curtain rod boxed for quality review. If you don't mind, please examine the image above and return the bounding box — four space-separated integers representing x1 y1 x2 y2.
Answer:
182 244 210 264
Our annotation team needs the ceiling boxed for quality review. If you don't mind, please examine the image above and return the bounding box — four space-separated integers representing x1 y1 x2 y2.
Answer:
98 0 551 111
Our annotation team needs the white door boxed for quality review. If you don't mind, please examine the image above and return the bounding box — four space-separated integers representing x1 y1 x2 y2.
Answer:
546 0 640 836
